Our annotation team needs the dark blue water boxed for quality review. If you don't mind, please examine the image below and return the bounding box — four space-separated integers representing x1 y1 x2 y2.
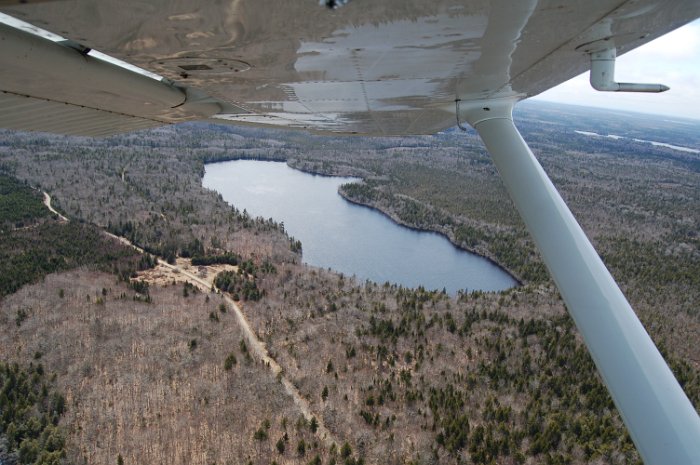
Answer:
203 160 516 294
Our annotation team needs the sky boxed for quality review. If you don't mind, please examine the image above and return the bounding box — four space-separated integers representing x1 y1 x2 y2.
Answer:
534 19 700 120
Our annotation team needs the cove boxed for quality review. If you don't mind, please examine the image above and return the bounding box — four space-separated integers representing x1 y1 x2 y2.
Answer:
203 160 517 294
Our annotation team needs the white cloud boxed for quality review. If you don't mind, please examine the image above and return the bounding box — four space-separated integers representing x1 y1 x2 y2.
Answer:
638 22 700 59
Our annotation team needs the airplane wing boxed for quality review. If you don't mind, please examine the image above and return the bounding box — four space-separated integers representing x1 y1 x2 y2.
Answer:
1 0 698 136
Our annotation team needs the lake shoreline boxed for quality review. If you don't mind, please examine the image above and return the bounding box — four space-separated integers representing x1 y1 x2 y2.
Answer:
279 159 522 286
335 188 522 287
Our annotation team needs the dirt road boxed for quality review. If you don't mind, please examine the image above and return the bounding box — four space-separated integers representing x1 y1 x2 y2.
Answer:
43 192 68 222
157 259 338 447
42 192 337 447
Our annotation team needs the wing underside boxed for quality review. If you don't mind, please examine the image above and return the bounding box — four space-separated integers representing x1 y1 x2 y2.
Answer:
1 0 698 136
0 91 164 137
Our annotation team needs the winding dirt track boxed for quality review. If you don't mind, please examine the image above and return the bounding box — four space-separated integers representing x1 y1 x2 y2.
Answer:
43 191 337 447
43 192 68 222
156 260 337 447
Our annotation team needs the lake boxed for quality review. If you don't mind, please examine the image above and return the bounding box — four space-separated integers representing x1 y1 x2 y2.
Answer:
203 160 517 294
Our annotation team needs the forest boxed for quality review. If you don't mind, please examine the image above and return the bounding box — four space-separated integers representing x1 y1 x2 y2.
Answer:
0 175 50 228
0 100 698 464
0 361 68 465
0 174 154 297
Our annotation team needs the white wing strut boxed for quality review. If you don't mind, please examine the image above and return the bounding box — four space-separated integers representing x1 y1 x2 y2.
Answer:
458 99 700 465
